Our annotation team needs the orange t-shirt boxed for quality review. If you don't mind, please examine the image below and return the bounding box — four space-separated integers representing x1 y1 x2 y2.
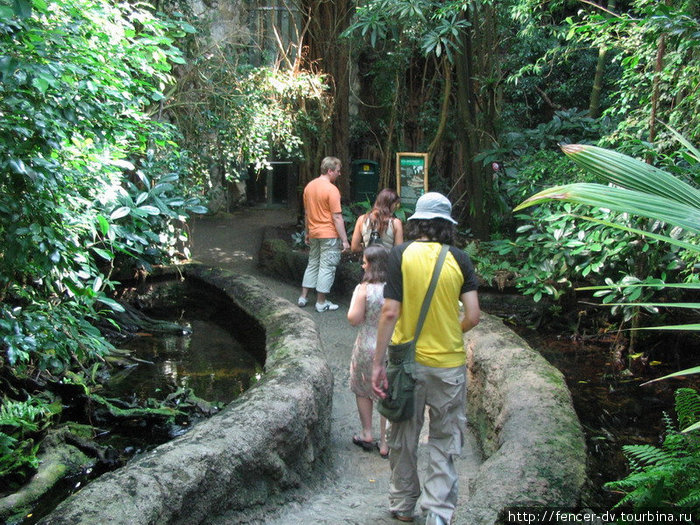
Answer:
304 176 342 239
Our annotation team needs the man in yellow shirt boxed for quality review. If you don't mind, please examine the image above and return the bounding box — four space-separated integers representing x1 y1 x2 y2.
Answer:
298 156 350 312
372 192 480 525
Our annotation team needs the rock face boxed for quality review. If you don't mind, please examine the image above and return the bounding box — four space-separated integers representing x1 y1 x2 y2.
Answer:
465 314 587 524
39 264 333 525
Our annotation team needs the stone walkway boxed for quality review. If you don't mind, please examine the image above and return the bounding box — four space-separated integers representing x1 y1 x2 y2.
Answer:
190 208 482 524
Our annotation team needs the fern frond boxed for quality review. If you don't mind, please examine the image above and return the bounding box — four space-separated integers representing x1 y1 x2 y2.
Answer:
662 411 676 434
677 488 700 508
675 388 700 432
622 444 674 468
607 388 700 511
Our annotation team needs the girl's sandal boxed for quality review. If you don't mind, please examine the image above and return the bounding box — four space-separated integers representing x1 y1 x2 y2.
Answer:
352 435 375 451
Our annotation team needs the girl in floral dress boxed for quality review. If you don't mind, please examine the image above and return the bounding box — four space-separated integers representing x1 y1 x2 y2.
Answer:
347 244 390 457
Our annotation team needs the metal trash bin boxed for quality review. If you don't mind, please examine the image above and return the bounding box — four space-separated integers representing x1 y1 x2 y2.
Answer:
351 159 379 203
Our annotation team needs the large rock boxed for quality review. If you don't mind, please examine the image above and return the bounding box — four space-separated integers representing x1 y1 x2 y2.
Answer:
464 314 587 524
39 264 333 525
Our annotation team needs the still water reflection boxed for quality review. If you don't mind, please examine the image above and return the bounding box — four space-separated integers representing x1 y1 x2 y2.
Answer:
108 279 264 405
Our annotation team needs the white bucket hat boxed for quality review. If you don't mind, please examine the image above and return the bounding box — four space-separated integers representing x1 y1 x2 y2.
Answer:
407 192 457 224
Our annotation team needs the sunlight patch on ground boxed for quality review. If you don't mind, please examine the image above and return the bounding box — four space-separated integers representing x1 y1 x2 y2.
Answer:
205 248 254 263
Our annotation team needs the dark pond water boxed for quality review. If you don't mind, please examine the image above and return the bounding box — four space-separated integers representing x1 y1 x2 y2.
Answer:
109 276 266 405
16 277 265 525
512 325 699 508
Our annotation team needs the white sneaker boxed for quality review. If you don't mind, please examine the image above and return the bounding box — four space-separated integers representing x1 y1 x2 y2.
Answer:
315 301 339 312
297 296 308 307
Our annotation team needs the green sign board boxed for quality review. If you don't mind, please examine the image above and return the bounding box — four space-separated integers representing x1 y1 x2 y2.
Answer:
396 152 428 212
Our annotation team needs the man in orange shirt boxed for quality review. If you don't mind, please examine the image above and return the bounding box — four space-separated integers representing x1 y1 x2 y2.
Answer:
298 156 350 312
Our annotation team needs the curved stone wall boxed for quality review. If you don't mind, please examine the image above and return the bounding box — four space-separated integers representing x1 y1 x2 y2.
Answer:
465 314 587 524
39 264 334 524
39 258 587 525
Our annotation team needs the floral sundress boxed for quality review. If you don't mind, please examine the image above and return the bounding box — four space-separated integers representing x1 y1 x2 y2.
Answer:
349 282 385 399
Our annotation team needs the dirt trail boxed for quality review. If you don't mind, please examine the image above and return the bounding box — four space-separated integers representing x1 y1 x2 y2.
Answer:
190 208 481 525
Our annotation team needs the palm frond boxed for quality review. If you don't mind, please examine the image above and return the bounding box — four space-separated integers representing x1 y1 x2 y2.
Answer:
560 144 700 210
515 183 700 235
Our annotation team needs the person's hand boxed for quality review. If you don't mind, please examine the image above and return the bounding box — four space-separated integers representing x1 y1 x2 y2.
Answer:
341 239 350 252
372 361 388 399
304 233 310 246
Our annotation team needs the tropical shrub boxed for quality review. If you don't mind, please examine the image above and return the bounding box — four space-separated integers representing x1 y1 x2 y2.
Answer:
0 395 60 483
166 61 332 186
476 109 610 234
515 143 700 331
0 0 206 484
0 0 204 369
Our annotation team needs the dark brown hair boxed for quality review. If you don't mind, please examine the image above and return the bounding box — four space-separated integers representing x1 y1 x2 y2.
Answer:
361 245 389 283
405 218 456 245
367 188 400 235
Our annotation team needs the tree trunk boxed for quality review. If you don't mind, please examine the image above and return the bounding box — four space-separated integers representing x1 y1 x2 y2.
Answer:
427 59 452 160
588 1 615 119
380 71 401 190
452 3 500 239
588 45 607 118
299 0 353 200
649 33 666 144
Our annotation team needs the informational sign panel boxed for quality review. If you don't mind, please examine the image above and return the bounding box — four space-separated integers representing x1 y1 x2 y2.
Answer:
396 152 428 212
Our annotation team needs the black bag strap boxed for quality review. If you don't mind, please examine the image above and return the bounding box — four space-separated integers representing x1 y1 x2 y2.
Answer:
408 244 450 362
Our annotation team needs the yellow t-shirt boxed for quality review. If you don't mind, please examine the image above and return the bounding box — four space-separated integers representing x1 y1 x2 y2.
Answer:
303 177 342 239
384 241 479 368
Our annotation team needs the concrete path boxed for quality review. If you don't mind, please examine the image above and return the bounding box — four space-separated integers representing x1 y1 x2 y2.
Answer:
190 208 482 524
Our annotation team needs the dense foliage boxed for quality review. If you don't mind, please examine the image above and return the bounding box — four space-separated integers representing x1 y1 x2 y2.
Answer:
165 53 332 195
0 0 204 366
0 0 205 486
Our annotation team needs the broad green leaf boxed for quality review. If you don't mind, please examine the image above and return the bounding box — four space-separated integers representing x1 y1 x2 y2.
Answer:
31 77 50 94
96 215 110 236
108 159 135 170
681 421 700 433
641 366 700 386
635 324 700 331
91 247 113 260
578 283 700 291
137 205 161 216
135 192 149 206
604 302 700 309
96 296 125 313
187 205 209 215
110 206 131 220
663 123 700 163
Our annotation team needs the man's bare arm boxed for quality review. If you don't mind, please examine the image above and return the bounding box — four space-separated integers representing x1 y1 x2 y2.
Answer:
372 298 401 398
332 212 350 251
460 290 480 333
